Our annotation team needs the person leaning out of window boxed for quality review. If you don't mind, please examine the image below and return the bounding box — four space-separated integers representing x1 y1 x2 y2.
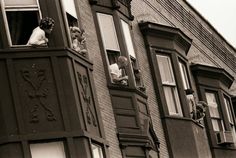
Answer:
109 56 129 85
27 17 55 47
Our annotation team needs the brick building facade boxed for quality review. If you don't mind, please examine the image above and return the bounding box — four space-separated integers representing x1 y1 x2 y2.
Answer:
0 0 236 158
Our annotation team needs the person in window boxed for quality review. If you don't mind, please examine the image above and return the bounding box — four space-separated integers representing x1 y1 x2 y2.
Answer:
109 56 128 85
27 17 55 47
69 26 87 55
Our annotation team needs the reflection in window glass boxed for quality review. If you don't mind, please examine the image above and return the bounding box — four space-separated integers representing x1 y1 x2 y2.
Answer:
92 144 104 158
30 141 66 158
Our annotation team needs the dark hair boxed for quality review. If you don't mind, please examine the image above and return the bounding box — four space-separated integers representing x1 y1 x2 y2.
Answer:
39 17 55 30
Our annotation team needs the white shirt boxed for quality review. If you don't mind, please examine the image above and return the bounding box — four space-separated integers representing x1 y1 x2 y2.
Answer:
109 63 122 77
27 27 48 46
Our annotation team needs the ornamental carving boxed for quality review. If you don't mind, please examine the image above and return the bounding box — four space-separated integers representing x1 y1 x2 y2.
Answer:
21 64 56 123
78 72 97 127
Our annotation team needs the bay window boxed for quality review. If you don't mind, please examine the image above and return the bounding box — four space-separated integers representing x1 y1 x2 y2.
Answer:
1 0 41 46
92 143 104 158
191 64 236 148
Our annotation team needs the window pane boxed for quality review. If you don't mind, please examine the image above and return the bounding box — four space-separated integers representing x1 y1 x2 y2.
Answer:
61 0 77 19
4 0 37 6
121 20 136 58
6 11 39 45
97 13 120 51
30 142 66 158
163 86 182 116
206 92 220 117
92 144 104 158
179 61 190 90
224 96 233 124
212 119 220 131
156 55 175 84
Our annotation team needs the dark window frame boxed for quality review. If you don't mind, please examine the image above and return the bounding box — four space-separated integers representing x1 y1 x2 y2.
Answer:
94 6 144 92
153 48 191 117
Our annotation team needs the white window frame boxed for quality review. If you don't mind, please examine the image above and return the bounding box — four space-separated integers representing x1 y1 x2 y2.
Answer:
1 0 42 46
156 54 183 116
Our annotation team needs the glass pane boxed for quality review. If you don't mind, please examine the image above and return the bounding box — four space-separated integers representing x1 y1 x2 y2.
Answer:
206 92 220 117
6 11 39 45
164 86 182 116
4 0 37 6
30 142 66 158
179 61 190 90
121 20 136 58
97 13 120 51
61 0 77 19
92 144 104 158
212 119 220 131
224 96 233 124
156 55 175 84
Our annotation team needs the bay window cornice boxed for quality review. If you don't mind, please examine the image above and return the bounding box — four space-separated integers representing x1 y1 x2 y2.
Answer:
191 64 234 89
139 21 192 56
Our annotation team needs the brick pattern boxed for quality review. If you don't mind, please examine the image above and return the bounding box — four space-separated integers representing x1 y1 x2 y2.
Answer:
78 0 123 157
76 0 236 157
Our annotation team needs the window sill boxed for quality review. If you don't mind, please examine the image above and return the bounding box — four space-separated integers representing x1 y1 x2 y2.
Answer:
108 83 147 98
164 115 205 128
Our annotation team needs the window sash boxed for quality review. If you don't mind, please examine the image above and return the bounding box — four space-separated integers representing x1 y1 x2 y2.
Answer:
224 96 234 124
163 86 182 116
61 0 77 19
206 92 220 118
97 13 120 52
121 19 136 58
92 144 104 158
156 54 182 116
178 60 190 90
3 0 37 7
156 54 175 85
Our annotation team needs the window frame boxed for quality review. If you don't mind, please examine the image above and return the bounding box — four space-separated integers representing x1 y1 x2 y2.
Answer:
95 10 143 90
1 0 42 46
153 49 191 117
156 53 183 116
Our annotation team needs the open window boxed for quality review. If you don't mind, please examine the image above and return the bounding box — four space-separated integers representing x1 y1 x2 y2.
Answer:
121 19 143 89
1 0 41 46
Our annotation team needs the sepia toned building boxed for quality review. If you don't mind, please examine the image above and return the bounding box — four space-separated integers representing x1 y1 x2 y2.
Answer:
0 0 236 157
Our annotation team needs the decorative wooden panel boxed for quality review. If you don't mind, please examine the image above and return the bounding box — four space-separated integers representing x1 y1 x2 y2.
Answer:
75 62 100 136
14 58 64 133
